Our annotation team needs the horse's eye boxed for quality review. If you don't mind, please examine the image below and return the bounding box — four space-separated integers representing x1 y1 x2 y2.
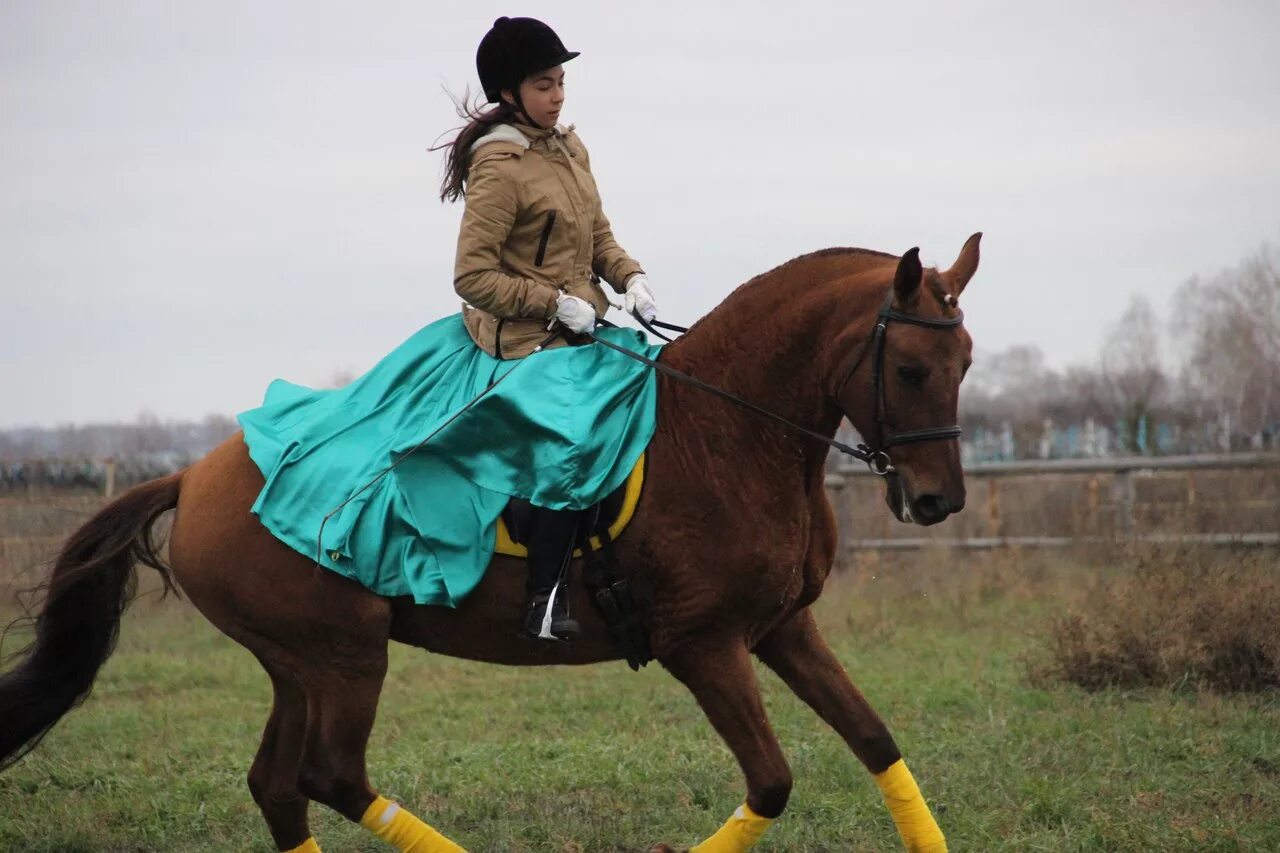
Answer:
897 365 928 388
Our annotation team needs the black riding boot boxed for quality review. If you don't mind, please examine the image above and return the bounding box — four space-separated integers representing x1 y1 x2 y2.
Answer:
521 507 582 641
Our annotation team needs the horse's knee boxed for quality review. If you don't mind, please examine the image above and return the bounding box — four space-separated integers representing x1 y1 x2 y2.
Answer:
298 762 372 821
750 772 793 818
247 769 266 808
247 762 286 808
296 762 332 803
250 764 305 811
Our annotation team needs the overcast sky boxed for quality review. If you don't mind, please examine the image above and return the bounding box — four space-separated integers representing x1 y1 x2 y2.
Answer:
3 0 1278 428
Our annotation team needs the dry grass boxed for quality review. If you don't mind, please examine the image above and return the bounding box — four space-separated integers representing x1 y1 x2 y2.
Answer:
836 542 1280 694
1032 544 1280 692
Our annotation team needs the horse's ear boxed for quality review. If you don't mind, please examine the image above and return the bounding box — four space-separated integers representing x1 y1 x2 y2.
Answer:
894 247 923 303
947 232 982 294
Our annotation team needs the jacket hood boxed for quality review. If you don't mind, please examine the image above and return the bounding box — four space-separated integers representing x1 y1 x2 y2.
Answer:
469 123 530 153
470 121 575 153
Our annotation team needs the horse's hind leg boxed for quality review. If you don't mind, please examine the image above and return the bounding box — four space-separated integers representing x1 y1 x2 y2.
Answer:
294 648 466 852
248 661 314 852
656 640 791 852
754 608 946 852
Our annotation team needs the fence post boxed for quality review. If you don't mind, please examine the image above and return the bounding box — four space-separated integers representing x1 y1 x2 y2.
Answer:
1112 468 1135 538
104 457 116 499
986 477 1001 538
1087 475 1100 536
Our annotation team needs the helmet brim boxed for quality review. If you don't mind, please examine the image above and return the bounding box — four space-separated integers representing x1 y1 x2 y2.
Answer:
530 50 580 74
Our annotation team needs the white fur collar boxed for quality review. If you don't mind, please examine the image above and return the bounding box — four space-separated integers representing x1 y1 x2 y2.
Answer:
470 123 530 153
469 122 575 153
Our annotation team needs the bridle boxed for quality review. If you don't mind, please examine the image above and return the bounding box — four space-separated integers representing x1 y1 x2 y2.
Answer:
588 288 965 477
832 290 965 475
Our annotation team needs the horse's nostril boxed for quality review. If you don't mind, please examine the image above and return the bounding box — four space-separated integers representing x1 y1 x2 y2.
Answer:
916 494 950 518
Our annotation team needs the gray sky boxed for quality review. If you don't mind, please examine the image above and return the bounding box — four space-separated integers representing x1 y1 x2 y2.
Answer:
3 0 1278 428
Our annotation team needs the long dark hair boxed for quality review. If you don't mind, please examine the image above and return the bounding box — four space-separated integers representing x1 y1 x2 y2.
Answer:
432 87 518 203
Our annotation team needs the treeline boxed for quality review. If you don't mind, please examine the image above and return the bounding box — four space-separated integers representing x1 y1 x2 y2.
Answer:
0 414 240 492
0 413 239 461
961 242 1279 459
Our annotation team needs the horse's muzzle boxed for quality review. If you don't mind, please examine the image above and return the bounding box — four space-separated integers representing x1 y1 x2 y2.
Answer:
911 493 962 526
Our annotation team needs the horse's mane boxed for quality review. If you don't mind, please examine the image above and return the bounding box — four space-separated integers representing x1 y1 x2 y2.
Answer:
738 247 898 292
669 247 899 348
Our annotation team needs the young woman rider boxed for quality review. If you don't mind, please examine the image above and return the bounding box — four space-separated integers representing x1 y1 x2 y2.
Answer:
238 16 660 648
440 16 659 640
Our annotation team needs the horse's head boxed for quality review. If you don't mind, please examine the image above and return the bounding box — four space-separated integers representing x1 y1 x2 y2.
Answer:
834 233 980 526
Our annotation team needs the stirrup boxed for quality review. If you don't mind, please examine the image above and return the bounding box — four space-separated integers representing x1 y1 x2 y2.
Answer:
521 585 580 642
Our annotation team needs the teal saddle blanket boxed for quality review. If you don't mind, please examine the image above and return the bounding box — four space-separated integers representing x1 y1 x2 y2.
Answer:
236 314 661 606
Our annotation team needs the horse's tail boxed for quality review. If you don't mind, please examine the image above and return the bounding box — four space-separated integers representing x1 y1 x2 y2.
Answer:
0 471 183 771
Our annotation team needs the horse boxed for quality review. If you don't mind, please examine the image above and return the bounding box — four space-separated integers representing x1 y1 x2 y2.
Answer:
0 234 980 853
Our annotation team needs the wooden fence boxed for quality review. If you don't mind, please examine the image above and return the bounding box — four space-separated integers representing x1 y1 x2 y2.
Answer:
826 453 1280 550
4 455 1279 577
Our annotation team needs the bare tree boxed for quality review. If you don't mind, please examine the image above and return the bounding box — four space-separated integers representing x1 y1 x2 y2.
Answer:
962 344 1058 423
1101 294 1168 451
1173 243 1280 443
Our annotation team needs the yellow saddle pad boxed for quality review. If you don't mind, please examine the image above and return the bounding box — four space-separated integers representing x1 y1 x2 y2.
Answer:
494 452 646 558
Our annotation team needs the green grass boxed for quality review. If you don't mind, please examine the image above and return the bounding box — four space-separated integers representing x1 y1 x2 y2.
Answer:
1 550 1278 852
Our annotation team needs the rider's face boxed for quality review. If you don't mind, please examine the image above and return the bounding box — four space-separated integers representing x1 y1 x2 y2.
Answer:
504 65 565 129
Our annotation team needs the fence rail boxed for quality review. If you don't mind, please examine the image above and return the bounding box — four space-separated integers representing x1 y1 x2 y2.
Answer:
827 453 1280 550
3 456 1278 572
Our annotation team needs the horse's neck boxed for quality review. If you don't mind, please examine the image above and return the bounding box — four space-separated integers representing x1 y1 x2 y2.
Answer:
662 252 888 478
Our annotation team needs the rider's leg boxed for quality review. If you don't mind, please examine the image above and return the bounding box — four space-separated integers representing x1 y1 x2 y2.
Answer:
522 506 581 640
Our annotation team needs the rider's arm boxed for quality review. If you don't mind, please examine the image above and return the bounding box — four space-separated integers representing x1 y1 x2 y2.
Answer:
453 151 559 321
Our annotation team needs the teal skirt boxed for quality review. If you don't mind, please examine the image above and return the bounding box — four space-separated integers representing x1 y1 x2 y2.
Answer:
236 314 660 606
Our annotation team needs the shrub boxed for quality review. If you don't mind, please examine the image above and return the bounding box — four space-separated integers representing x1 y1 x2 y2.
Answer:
1034 545 1280 692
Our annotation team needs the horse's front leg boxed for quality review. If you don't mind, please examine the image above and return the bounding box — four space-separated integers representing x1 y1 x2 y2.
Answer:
653 639 791 853
754 608 947 853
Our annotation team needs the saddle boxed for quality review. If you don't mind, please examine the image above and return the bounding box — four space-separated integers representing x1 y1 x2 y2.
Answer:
495 453 645 558
496 453 651 670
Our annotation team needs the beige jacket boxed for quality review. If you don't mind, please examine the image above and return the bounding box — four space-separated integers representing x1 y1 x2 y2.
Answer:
454 121 644 358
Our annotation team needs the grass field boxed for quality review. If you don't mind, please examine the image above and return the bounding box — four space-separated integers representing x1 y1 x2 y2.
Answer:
1 547 1278 852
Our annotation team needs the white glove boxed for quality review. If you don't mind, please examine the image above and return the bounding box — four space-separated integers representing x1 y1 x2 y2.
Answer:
554 291 597 334
624 274 658 323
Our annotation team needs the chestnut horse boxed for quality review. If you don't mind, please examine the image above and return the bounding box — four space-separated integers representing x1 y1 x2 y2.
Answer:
0 235 980 852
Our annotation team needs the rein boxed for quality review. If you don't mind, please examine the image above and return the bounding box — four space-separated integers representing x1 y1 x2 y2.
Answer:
597 292 964 476
591 319 881 467
630 314 689 343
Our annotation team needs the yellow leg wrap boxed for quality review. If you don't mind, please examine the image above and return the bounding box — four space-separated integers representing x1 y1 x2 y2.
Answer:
359 796 466 853
689 803 774 852
873 759 947 853
282 838 322 853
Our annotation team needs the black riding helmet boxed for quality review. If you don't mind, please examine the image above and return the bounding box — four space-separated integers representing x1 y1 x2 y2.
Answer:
476 16 579 106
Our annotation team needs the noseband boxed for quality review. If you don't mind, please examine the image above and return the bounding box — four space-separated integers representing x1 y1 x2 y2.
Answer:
834 291 965 476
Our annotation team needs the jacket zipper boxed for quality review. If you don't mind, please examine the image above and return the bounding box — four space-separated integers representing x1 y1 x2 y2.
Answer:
534 210 557 267
494 318 506 360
